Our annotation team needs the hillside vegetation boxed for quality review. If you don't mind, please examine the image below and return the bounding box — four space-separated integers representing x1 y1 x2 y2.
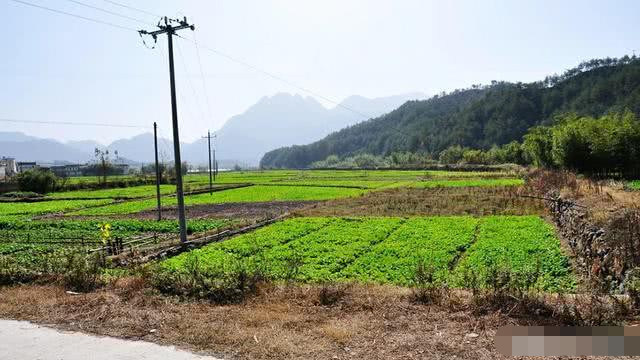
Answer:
261 56 640 168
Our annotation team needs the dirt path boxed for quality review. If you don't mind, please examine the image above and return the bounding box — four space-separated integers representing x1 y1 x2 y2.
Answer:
0 319 222 360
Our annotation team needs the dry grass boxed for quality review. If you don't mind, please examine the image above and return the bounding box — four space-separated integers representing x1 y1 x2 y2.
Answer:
1 279 637 359
298 186 546 217
0 281 548 360
525 169 640 224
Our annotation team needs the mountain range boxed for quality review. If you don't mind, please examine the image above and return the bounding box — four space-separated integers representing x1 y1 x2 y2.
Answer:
261 56 640 168
0 92 425 166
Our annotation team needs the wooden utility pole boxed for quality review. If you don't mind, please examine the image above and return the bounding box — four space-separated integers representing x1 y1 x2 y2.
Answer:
213 148 217 181
153 122 162 221
202 131 216 195
140 17 194 243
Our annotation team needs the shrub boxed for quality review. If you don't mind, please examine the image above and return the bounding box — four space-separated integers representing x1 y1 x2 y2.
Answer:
59 251 105 292
16 168 58 194
150 257 266 304
411 259 445 305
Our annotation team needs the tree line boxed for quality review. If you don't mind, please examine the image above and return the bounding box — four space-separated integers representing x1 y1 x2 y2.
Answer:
261 55 640 169
307 112 640 178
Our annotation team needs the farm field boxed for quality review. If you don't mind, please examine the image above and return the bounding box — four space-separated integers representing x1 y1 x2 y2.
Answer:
0 219 230 269
0 199 113 219
0 168 587 360
70 185 367 216
0 169 566 290
160 215 574 291
46 184 176 199
630 180 640 190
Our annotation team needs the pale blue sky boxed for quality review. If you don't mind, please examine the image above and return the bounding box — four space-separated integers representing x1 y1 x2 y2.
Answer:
2 0 638 144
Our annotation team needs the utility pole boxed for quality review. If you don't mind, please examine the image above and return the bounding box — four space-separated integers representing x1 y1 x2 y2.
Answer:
213 148 217 182
201 131 216 195
140 17 194 243
153 122 162 221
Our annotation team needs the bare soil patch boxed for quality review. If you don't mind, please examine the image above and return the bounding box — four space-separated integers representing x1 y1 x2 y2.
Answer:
150 200 321 221
0 282 574 360
298 186 546 217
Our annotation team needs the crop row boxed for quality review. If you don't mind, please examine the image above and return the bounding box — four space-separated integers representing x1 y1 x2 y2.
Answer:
160 215 575 291
453 216 575 291
47 185 176 199
0 219 230 268
71 185 367 216
0 199 112 219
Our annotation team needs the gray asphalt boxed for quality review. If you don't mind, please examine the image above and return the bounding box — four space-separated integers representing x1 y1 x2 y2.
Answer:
0 320 222 360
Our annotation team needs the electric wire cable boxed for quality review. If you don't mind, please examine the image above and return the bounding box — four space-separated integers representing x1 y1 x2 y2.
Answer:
8 0 138 32
62 0 153 26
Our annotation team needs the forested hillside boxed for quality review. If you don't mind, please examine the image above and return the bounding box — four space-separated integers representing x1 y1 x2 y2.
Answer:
261 56 640 168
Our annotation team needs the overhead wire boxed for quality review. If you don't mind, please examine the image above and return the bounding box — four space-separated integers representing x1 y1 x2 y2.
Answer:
8 0 138 32
0 117 147 128
11 0 413 140
193 30 214 128
61 0 154 26
175 35 414 138
175 39 207 130
100 0 162 19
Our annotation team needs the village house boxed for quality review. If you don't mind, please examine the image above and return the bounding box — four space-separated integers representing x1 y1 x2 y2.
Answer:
17 161 37 173
50 164 84 178
0 157 18 181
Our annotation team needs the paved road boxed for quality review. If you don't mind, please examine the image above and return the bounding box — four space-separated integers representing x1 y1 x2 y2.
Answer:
0 320 222 360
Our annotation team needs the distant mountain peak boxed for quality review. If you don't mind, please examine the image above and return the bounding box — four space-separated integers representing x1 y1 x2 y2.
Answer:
0 92 425 166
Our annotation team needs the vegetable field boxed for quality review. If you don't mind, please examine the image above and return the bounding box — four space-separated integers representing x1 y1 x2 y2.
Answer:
160 215 575 291
1 169 573 293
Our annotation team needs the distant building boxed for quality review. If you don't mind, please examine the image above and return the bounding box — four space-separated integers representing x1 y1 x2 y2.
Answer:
17 162 37 173
50 164 84 178
114 163 130 175
0 157 17 180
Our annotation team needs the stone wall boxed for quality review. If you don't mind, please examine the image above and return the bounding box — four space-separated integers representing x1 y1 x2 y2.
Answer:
548 196 640 291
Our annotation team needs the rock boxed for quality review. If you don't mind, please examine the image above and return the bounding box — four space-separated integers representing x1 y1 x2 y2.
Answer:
466 333 479 338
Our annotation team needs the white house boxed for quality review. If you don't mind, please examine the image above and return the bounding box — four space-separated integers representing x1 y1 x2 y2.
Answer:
17 162 37 173
0 157 17 180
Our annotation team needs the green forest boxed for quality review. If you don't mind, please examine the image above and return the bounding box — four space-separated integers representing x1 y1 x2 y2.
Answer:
261 56 640 173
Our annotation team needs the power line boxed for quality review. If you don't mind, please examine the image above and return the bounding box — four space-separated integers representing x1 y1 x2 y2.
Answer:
62 0 153 26
175 40 207 128
12 0 413 139
193 31 214 124
0 117 147 128
100 0 162 18
8 0 138 32
176 36 413 138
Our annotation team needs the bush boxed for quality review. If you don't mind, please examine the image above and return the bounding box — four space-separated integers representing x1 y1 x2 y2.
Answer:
59 251 105 292
411 259 445 305
16 168 58 194
150 257 266 304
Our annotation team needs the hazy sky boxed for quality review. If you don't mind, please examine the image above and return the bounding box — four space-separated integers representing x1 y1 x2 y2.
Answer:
2 0 639 144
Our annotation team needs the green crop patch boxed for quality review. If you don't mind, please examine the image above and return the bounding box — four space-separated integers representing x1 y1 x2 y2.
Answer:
0 219 229 269
72 185 366 215
0 199 113 219
160 216 574 291
629 180 640 190
342 217 479 284
453 216 575 291
47 185 176 199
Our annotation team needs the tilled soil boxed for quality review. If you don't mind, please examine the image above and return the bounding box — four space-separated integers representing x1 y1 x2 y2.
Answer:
299 186 547 217
139 200 322 220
